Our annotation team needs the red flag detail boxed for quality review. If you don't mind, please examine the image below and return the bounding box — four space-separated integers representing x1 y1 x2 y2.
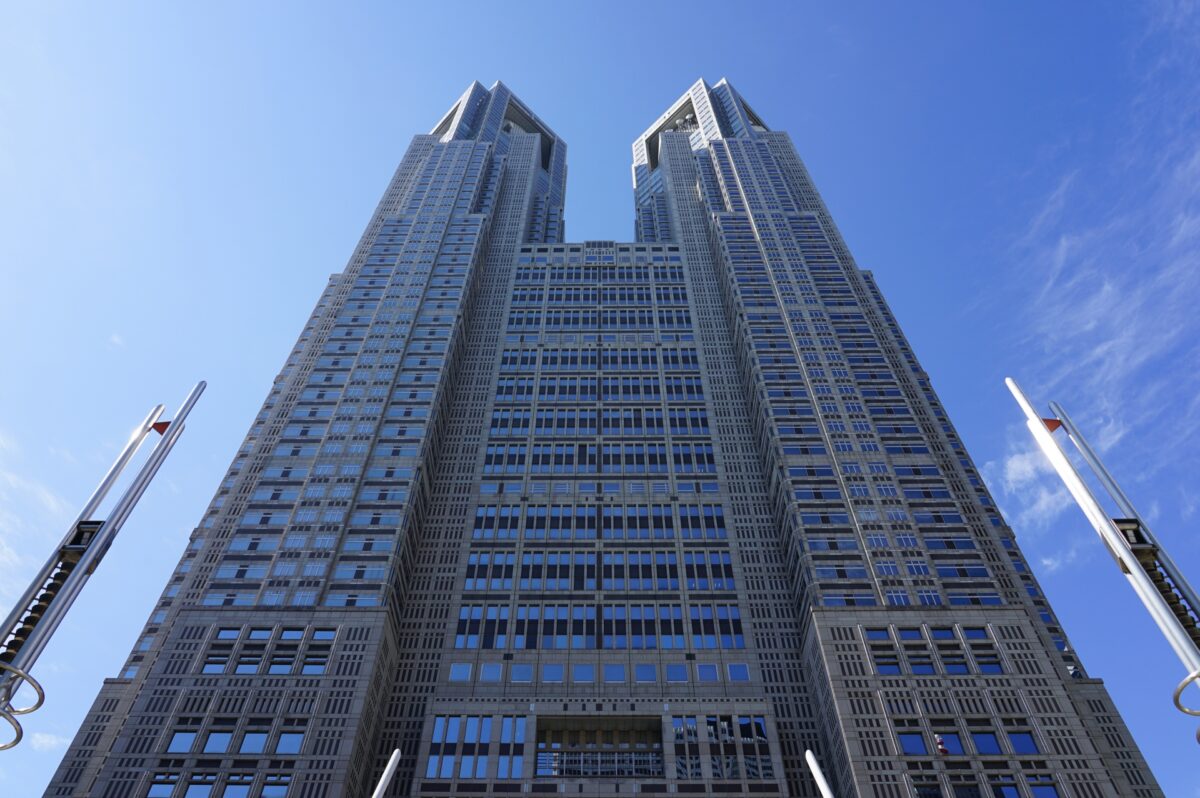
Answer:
1042 418 1062 432
152 421 171 435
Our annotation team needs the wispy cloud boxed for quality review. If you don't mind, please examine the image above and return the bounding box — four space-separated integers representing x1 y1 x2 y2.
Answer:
1038 536 1092 575
982 437 1073 533
108 332 124 348
987 4 1200 568
29 732 69 752
0 427 72 603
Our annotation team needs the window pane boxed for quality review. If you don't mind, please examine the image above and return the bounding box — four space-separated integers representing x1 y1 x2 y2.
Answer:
203 731 231 753
898 732 927 755
971 732 1001 755
937 732 964 755
1008 732 1039 754
240 731 268 754
276 732 304 755
166 731 195 753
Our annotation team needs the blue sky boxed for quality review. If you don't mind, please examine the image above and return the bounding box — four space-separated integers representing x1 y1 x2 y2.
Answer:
1 2 1198 794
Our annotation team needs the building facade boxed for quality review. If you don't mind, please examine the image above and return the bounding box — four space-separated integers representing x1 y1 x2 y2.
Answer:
46 80 1160 798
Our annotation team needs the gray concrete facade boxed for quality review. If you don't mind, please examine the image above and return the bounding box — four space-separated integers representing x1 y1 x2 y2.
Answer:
45 80 1160 798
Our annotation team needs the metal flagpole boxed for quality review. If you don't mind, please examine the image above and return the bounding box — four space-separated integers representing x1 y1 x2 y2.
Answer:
805 749 836 798
1006 377 1200 738
1049 399 1200 617
0 382 205 751
370 748 403 798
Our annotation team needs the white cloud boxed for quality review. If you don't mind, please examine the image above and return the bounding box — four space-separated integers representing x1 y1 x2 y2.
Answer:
994 6 1200 545
1180 488 1198 520
982 437 1074 534
29 732 69 752
47 445 77 465
1038 537 1090 575
108 332 124 347
0 432 72 604
0 469 70 518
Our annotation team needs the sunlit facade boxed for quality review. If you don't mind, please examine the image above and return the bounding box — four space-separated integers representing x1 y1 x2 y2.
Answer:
47 80 1160 798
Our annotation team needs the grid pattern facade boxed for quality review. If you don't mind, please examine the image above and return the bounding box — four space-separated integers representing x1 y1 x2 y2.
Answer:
45 80 1160 798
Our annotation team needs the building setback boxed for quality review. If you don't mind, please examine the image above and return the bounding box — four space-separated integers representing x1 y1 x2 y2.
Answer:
46 80 1161 798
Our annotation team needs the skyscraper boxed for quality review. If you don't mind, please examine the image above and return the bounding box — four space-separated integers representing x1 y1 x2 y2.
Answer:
45 79 1160 798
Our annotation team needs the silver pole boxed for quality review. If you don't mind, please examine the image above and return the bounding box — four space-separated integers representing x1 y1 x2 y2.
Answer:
370 748 403 798
7 382 205 676
804 749 835 798
1050 400 1200 616
1006 378 1200 674
0 404 163 646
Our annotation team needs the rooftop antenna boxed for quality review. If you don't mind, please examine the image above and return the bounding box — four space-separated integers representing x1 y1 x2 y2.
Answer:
1006 377 1200 741
0 382 205 750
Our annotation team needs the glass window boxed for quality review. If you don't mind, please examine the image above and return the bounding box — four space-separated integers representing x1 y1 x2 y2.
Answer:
1029 788 1060 798
202 731 231 753
480 662 502 682
280 628 304 640
276 732 304 755
865 628 889 640
665 663 687 682
634 664 656 682
573 663 594 682
931 628 954 640
696 663 719 682
542 663 564 682
222 787 251 798
962 627 988 640
248 628 272 640
971 732 1001 755
603 663 625 683
216 628 240 640
147 785 175 798
511 664 533 682
898 732 927 755
448 663 472 682
936 732 964 755
728 663 750 682
898 628 923 640
166 731 195 753
240 731 269 754
183 786 211 798
1008 732 1039 754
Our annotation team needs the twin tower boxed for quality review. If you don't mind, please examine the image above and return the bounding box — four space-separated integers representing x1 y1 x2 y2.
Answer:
46 80 1159 798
